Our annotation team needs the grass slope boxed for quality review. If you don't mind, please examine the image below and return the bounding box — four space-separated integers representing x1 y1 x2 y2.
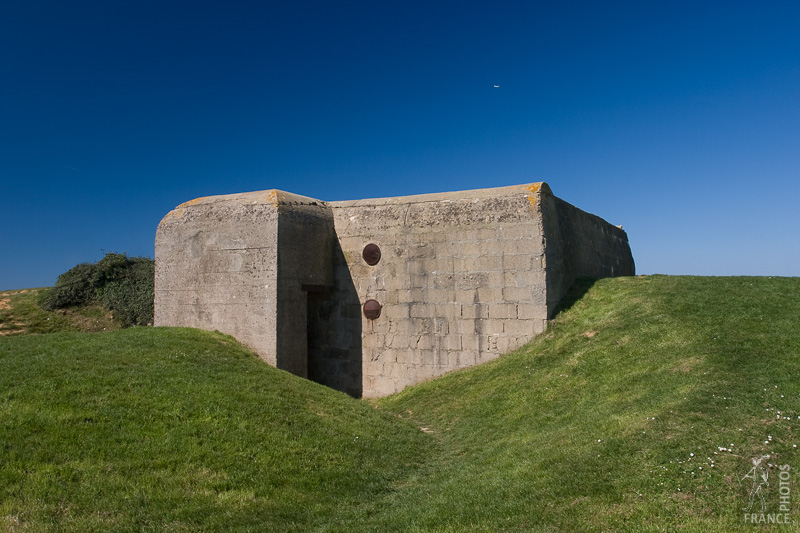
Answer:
0 289 119 336
0 328 430 532
375 275 800 531
1 275 799 531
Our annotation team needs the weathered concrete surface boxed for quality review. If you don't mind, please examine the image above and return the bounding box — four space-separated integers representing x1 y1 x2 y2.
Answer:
327 184 549 396
154 190 334 376
155 182 634 397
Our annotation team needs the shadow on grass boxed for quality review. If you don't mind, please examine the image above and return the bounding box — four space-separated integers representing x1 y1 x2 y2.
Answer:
551 277 597 318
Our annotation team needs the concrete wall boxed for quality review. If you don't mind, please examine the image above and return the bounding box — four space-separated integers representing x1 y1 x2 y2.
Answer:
155 191 281 364
154 190 336 376
537 183 636 316
274 195 336 378
155 182 634 398
324 184 550 397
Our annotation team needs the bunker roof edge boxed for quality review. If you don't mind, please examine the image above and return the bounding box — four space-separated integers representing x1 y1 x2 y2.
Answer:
156 183 629 233
329 182 550 207
164 182 551 213
157 189 327 227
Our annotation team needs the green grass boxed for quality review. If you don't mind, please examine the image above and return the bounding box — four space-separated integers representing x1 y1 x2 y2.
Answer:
374 275 800 531
1 275 799 531
0 289 120 336
0 328 431 531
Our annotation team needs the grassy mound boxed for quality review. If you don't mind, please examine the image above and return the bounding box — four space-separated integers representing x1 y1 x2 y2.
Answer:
375 275 800 531
1 275 798 531
0 288 120 336
0 328 431 531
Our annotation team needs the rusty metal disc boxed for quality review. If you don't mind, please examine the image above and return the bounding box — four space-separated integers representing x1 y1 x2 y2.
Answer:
362 243 381 265
363 299 382 320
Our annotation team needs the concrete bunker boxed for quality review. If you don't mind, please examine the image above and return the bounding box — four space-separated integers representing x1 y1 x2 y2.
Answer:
155 183 635 397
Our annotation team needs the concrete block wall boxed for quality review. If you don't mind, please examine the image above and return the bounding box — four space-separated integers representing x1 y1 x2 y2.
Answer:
326 184 550 397
155 182 635 398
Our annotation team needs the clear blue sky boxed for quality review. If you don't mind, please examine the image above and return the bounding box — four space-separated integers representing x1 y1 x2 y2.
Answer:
2 0 798 290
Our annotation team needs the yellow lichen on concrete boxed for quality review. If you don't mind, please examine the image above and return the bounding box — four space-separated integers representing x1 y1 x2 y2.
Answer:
158 196 211 226
178 196 210 209
158 207 187 227
525 182 544 206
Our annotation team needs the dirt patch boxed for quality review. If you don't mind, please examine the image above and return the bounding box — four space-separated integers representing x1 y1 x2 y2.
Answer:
581 331 596 338
61 307 118 332
0 322 25 336
0 297 10 311
673 357 702 374
672 491 696 501
3 515 23 530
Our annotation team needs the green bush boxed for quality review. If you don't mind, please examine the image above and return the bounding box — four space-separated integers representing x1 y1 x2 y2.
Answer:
40 253 155 326
38 262 96 309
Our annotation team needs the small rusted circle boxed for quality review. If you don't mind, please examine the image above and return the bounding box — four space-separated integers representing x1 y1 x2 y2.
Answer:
362 243 381 265
363 299 382 320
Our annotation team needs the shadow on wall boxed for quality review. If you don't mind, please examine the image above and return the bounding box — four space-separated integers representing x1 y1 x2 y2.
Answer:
307 240 362 397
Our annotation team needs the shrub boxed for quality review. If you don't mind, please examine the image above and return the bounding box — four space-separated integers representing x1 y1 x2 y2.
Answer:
38 262 96 309
40 253 155 327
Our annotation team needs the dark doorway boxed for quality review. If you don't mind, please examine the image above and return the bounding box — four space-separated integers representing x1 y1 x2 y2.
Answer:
306 241 362 397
